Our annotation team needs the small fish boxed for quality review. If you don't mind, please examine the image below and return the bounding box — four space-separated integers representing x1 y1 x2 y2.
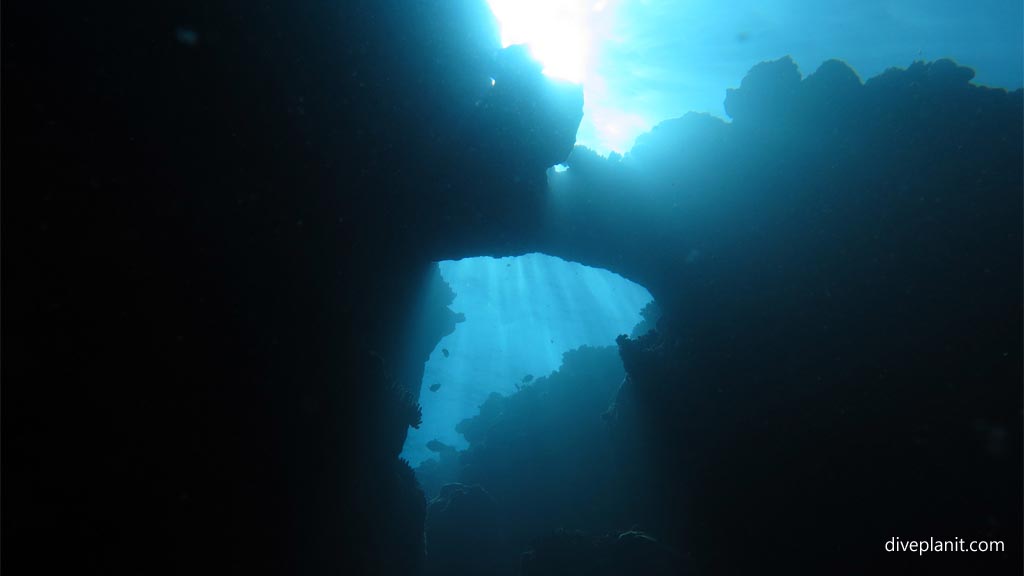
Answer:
442 348 449 358
429 383 441 392
427 439 455 453
521 374 533 383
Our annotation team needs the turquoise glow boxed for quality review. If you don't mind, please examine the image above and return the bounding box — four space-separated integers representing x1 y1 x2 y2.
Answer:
402 253 652 466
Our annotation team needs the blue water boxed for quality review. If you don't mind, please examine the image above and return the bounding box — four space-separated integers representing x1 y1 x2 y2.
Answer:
402 253 652 466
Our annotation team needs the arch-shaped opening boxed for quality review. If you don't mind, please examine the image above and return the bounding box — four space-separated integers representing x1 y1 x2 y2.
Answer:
402 253 658 486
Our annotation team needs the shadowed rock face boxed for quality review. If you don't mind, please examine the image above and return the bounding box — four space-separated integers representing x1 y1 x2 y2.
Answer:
6 1 1022 575
543 57 1022 575
423 483 515 576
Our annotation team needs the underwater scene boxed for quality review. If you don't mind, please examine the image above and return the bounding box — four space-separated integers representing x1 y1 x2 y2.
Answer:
5 1 1022 575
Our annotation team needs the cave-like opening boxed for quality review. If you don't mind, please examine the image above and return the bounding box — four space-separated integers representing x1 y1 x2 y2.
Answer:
401 253 656 473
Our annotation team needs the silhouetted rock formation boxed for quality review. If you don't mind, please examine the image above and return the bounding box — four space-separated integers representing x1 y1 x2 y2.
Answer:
456 347 626 544
419 56 1021 575
411 345 647 567
548 57 1022 575
477 45 585 171
629 301 662 338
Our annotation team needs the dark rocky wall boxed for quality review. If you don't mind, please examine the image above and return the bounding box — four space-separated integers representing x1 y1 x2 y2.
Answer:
544 58 1023 575
5 1 577 574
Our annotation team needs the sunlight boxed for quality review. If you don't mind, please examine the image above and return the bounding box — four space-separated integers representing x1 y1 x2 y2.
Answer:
485 1 651 154
487 0 598 83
